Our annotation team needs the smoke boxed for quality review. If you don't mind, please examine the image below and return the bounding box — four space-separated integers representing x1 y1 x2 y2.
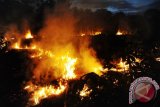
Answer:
2 0 160 82
38 5 76 49
31 1 103 82
70 0 132 10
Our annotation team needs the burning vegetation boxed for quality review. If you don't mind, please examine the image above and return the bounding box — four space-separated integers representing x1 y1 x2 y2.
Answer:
0 0 160 107
2 8 106 105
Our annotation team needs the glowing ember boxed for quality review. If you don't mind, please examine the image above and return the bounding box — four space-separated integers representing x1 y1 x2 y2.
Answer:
25 30 33 39
113 79 119 86
24 81 66 105
80 84 92 97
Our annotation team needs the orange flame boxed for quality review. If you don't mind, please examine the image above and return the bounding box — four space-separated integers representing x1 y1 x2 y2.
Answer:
11 42 37 50
116 29 129 36
79 48 103 75
116 30 123 35
5 13 106 106
24 81 66 105
79 84 92 98
80 31 101 36
110 58 129 72
62 56 77 79
94 31 101 35
12 42 21 49
135 58 142 63
1 8 110 106
7 28 105 105
9 30 35 50
24 43 104 105
25 30 33 39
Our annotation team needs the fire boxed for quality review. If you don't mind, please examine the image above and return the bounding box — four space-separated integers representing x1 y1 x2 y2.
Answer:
135 58 142 63
25 30 33 39
116 58 129 71
11 42 37 50
79 84 92 97
116 30 123 35
48 46 78 80
94 31 101 35
62 56 77 79
79 44 104 76
109 57 143 72
116 29 129 36
24 81 66 105
80 31 101 36
25 48 78 105
6 13 105 106
12 42 21 49
9 30 36 50
31 41 105 80
24 43 104 105
110 58 129 72
7 28 104 105
30 48 54 58
80 33 85 37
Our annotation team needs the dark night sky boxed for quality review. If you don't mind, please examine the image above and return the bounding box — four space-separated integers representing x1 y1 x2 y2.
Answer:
71 0 160 13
